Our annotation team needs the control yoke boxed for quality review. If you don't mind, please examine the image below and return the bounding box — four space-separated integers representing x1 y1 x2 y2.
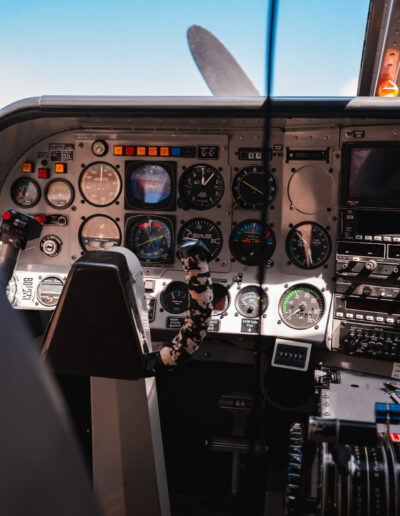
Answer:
0 209 42 289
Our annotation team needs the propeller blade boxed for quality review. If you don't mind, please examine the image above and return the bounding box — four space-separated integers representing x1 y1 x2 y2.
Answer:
187 25 261 96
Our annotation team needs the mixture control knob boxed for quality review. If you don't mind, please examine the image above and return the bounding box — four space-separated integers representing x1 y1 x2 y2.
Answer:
40 235 62 257
365 260 377 271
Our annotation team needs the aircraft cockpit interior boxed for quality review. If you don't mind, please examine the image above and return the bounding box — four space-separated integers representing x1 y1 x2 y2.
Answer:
3 1 400 515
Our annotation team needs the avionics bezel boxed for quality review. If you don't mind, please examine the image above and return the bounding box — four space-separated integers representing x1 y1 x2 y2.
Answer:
341 142 400 208
125 161 176 211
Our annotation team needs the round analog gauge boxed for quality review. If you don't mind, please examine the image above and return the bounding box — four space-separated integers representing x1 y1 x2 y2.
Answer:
126 217 173 263
279 284 325 329
212 283 230 315
6 275 17 305
178 218 223 261
79 215 121 252
79 162 121 206
235 286 268 318
286 222 331 269
91 140 108 157
11 178 40 208
45 179 74 209
230 219 275 265
232 166 277 209
128 163 173 208
37 276 64 307
179 164 224 209
160 281 189 314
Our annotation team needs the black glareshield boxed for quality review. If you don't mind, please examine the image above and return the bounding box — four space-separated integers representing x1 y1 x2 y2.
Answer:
42 251 146 380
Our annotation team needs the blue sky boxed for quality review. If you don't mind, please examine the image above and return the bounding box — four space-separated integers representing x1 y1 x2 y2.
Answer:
0 0 370 107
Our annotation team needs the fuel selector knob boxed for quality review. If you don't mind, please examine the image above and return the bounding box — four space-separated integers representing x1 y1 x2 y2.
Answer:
40 235 62 257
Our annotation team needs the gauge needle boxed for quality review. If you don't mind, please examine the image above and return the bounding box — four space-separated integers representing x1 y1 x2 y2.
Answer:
137 234 166 247
287 308 301 319
203 172 215 186
16 189 25 198
242 180 264 196
100 164 103 182
308 248 313 266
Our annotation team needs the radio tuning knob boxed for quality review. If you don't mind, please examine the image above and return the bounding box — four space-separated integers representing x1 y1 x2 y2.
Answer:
363 286 372 296
365 260 377 271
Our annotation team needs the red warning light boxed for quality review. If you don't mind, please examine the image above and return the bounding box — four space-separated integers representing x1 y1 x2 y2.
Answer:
2 211 12 221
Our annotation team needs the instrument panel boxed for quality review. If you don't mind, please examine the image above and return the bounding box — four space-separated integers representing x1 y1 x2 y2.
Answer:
0 113 344 344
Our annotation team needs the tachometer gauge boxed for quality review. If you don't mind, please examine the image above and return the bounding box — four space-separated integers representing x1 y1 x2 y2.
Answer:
79 162 121 206
160 281 189 314
232 166 276 209
11 178 40 208
79 215 121 252
178 218 223 261
286 222 331 269
279 284 325 329
230 219 275 265
235 285 268 318
126 217 173 263
179 164 224 209
45 179 74 209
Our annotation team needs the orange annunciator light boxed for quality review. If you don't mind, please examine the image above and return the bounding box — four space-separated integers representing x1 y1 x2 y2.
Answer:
377 48 400 97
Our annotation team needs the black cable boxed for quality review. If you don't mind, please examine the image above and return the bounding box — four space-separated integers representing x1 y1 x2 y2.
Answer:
255 0 279 513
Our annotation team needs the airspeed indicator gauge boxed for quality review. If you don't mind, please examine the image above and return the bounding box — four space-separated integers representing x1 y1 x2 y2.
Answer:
79 162 121 206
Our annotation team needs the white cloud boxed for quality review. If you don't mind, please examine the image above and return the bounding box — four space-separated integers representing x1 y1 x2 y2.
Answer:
340 76 358 96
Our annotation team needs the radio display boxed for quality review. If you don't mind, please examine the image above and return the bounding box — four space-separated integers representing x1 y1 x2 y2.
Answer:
343 144 400 206
347 297 400 315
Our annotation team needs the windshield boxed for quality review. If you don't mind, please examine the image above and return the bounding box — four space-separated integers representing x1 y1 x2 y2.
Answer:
0 0 369 107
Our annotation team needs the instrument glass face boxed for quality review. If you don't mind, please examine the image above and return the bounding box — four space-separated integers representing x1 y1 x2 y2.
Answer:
179 164 224 209
178 218 223 261
160 281 189 314
37 276 64 307
286 222 331 269
279 284 325 329
79 215 121 252
232 166 276 209
126 217 173 263
45 179 74 209
230 219 275 265
128 164 172 207
235 285 268 318
79 162 121 206
11 178 40 208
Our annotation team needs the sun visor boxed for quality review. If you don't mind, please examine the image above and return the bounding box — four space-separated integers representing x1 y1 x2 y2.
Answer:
42 251 146 380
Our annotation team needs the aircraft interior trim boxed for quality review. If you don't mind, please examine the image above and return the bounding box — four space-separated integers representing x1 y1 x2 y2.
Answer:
3 95 400 514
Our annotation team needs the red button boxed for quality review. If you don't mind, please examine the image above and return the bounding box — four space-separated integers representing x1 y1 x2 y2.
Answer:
34 215 47 224
38 168 49 178
2 211 12 221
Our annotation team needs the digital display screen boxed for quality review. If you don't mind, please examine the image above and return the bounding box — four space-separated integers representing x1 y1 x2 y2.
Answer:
347 147 400 201
129 164 171 205
347 298 400 315
41 283 63 294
